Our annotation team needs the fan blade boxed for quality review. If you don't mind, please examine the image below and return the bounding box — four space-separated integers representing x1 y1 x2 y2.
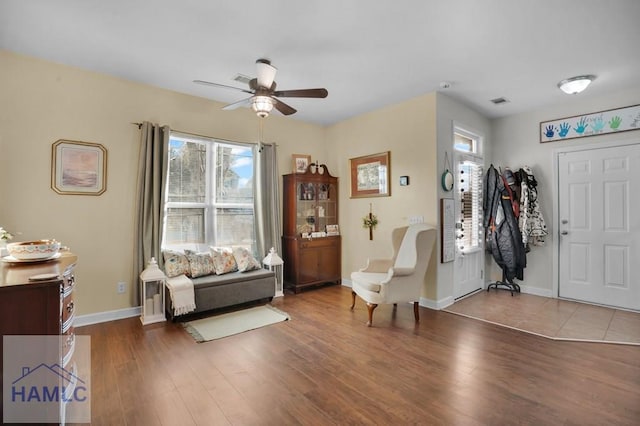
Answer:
222 97 252 110
256 59 277 89
193 80 253 94
272 88 328 98
273 98 297 116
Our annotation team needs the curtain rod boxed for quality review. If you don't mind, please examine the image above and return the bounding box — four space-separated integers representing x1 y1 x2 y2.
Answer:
130 122 277 147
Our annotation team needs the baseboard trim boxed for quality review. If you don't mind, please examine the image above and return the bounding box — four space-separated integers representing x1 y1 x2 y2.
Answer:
519 285 553 298
75 306 141 327
344 280 452 310
420 296 454 310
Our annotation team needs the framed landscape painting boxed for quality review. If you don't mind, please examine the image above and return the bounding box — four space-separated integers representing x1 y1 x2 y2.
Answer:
51 139 107 195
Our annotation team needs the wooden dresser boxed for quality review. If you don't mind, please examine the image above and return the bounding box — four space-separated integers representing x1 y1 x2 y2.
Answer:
0 252 77 422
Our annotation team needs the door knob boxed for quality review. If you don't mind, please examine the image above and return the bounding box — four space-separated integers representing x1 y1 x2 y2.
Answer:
560 231 568 235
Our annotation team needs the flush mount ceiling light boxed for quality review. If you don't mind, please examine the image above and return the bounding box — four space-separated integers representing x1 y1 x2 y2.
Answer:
251 95 274 118
557 75 596 94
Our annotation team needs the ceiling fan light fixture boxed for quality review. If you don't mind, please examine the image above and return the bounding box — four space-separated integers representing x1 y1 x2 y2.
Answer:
558 75 596 94
256 59 277 89
196 58 327 117
251 95 273 118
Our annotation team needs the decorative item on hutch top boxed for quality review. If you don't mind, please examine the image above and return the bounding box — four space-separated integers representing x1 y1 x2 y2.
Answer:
51 139 108 195
282 163 341 293
262 247 284 297
139 257 166 325
350 151 390 198
292 154 311 173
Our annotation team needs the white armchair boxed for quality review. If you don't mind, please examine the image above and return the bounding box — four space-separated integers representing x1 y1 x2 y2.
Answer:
350 223 437 326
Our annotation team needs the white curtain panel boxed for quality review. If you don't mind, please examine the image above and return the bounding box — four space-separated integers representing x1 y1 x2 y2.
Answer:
254 143 282 259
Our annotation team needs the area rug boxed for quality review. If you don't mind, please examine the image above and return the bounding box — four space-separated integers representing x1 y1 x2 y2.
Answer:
183 305 290 343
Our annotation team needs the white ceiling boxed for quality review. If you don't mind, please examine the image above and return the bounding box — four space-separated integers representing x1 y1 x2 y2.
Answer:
2 0 639 126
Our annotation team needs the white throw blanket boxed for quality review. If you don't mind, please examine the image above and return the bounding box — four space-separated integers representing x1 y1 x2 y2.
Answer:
165 274 196 316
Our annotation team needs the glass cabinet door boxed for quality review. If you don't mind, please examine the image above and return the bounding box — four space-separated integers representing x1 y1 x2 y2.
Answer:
316 182 338 234
295 181 338 236
296 182 316 235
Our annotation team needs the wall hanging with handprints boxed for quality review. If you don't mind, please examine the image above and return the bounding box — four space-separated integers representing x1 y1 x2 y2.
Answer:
540 104 640 143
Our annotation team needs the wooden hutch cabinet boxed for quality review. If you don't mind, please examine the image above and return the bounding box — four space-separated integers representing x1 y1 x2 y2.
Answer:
282 164 341 293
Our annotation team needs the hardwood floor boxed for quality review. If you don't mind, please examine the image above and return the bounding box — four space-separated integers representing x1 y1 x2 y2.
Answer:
77 285 640 425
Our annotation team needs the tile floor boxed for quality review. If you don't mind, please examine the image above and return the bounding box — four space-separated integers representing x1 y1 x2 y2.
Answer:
444 289 640 345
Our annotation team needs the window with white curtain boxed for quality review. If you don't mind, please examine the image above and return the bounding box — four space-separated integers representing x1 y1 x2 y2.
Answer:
163 132 256 253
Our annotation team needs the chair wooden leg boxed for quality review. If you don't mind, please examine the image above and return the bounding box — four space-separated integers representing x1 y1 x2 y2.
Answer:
366 303 378 327
413 301 420 322
350 291 356 310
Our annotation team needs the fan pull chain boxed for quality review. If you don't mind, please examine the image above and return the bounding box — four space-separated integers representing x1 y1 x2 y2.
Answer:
259 116 264 143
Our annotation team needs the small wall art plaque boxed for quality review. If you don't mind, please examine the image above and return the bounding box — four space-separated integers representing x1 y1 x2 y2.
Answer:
540 104 640 143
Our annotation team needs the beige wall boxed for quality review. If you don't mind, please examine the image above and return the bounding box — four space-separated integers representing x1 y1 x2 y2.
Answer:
326 93 439 299
0 50 325 315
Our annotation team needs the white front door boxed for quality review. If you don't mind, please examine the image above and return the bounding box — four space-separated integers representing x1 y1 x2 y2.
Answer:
558 143 640 310
453 153 484 299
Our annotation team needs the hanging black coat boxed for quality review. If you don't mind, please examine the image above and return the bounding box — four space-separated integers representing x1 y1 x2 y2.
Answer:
484 165 526 282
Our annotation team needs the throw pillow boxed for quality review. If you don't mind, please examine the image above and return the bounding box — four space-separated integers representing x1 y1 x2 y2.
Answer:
162 250 190 278
233 247 261 272
184 250 215 278
210 247 238 275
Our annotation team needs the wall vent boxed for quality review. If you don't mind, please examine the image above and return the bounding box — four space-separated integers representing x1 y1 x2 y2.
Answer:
490 97 510 105
233 74 251 85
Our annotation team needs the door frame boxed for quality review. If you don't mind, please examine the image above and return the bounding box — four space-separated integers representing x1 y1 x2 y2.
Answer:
552 138 640 299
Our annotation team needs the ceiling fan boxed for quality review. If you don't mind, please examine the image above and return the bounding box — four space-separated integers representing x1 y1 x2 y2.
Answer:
194 59 328 118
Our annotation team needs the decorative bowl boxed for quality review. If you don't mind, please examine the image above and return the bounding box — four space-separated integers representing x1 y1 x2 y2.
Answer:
6 240 61 260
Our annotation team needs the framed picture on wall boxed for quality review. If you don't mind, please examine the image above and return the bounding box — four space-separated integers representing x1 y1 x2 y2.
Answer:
540 103 640 143
349 151 391 198
292 154 311 173
440 198 455 263
51 139 108 195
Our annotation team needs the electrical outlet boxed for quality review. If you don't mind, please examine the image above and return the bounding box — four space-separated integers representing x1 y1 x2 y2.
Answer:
408 215 424 225
117 282 126 294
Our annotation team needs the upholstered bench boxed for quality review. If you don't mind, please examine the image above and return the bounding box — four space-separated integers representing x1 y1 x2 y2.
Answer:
165 268 275 321
162 247 276 321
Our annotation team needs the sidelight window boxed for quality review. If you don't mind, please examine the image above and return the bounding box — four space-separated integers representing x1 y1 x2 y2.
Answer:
454 129 483 252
